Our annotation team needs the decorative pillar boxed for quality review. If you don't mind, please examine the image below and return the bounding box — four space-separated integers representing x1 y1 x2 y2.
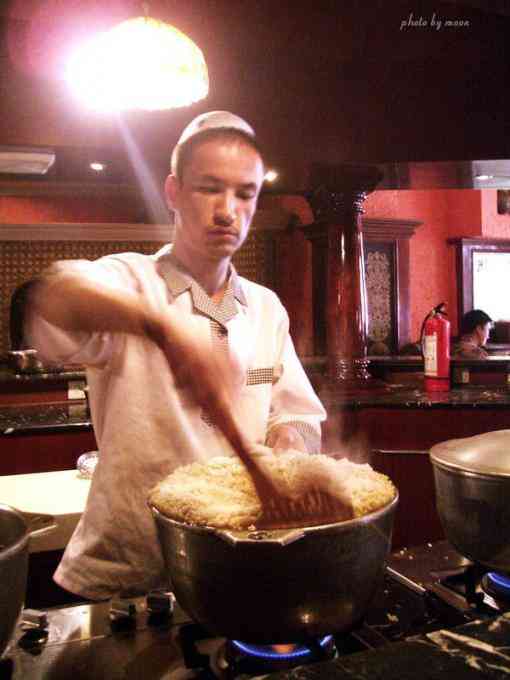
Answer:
304 164 383 393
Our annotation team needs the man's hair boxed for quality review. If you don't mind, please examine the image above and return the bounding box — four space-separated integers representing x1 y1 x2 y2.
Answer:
461 309 492 335
173 127 264 183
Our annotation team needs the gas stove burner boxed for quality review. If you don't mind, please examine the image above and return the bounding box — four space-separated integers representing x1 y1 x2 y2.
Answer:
231 635 334 662
220 635 336 675
178 621 337 678
483 572 510 600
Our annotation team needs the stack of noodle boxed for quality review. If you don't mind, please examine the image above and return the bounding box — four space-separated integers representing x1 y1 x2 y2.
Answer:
149 449 396 530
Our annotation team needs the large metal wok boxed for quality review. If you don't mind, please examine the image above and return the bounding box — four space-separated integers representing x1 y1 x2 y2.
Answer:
430 429 510 574
151 492 398 643
0 505 55 658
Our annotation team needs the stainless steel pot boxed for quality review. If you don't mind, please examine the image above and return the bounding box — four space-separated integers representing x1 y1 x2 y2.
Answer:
0 505 30 658
0 506 55 658
430 430 510 574
151 493 398 643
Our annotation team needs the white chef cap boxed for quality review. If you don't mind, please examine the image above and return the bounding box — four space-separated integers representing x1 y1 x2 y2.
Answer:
170 110 255 175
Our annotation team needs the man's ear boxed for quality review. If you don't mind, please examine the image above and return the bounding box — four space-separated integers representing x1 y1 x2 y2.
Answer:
164 174 179 211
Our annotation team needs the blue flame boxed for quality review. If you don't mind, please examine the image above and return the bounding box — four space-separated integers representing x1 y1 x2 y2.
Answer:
231 635 333 661
487 572 510 594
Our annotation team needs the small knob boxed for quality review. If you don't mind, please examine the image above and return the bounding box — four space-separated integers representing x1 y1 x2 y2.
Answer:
146 590 175 616
109 599 137 629
18 609 49 651
20 609 48 631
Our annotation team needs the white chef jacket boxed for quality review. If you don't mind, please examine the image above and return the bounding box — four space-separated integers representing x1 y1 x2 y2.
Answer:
25 245 326 599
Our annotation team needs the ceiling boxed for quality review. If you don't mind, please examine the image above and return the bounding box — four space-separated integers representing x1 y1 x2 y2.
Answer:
439 0 510 17
0 0 509 193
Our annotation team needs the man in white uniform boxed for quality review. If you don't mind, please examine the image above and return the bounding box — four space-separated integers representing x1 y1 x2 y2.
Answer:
26 111 326 600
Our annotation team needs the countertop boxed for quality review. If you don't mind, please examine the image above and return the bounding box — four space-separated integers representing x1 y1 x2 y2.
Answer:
270 613 510 679
369 354 510 364
0 401 91 434
3 385 510 436
0 366 85 386
0 469 90 552
321 384 510 409
303 354 510 368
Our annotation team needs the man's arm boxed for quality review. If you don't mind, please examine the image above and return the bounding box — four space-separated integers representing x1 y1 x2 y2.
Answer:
30 266 156 339
28 265 248 454
264 303 326 455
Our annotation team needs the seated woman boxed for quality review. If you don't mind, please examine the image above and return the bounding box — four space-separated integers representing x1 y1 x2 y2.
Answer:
452 309 493 359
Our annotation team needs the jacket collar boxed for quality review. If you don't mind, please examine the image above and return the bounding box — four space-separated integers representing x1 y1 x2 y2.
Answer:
156 246 247 325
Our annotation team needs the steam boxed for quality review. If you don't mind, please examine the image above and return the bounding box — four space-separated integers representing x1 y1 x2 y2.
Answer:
321 407 372 466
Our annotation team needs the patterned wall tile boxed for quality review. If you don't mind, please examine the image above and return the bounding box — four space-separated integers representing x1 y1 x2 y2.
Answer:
365 242 396 355
1 233 275 354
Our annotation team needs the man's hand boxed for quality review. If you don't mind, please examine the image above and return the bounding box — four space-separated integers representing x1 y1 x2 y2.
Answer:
266 424 307 455
147 310 249 455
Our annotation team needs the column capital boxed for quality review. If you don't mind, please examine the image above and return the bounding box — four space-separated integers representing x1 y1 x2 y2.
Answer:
306 164 383 221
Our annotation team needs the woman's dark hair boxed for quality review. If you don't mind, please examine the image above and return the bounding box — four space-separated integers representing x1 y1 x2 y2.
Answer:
9 279 38 350
460 309 492 335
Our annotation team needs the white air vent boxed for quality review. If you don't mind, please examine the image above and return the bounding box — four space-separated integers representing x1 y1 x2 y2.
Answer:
0 150 55 175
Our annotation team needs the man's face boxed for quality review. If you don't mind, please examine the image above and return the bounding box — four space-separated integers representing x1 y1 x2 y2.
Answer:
477 322 491 346
167 137 264 262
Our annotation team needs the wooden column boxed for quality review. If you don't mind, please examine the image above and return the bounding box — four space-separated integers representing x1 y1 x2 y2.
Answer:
304 218 421 357
304 164 383 393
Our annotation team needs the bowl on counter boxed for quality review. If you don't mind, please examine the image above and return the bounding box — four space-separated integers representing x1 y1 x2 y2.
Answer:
7 350 45 374
76 451 98 479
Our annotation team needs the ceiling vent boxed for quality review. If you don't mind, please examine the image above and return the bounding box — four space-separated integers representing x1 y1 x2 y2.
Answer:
0 147 55 175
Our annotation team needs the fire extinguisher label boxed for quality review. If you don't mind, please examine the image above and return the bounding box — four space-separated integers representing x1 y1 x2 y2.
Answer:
423 334 438 376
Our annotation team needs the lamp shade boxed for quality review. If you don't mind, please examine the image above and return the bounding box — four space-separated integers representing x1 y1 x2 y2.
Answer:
65 17 209 111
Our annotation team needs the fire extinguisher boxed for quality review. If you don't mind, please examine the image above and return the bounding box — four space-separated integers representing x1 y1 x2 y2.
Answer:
421 303 451 392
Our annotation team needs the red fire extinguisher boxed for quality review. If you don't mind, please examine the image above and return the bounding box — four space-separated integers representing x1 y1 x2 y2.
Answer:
421 303 451 392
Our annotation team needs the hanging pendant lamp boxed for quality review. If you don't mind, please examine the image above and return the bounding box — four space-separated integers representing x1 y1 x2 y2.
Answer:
65 11 209 112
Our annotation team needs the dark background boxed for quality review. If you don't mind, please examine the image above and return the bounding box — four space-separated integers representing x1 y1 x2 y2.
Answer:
0 0 509 191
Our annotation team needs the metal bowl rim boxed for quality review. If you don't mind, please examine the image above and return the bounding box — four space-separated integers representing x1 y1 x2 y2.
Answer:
431 457 510 479
0 503 29 560
149 489 399 538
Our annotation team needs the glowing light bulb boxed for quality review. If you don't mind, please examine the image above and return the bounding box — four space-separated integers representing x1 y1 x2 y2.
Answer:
264 169 278 183
65 17 209 111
